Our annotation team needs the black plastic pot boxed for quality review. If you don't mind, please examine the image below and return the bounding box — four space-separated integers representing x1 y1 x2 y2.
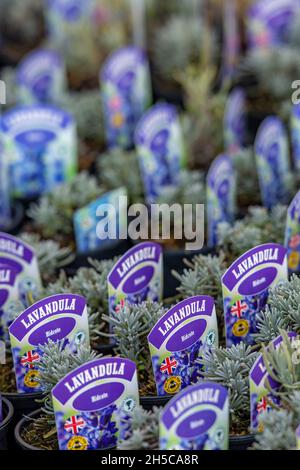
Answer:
0 201 24 235
15 408 43 451
0 397 14 450
140 395 171 411
93 342 115 356
229 434 255 450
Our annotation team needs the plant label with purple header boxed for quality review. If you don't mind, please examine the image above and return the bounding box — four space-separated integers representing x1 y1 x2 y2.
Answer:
148 296 218 397
160 382 229 450
0 260 21 339
108 242 163 315
206 154 236 247
250 332 296 432
101 46 152 150
17 49 66 104
0 233 41 313
9 294 89 393
73 187 127 254
224 88 246 154
1 105 77 198
135 103 186 203
254 116 291 209
285 190 300 273
222 243 288 347
52 357 139 450
247 0 300 48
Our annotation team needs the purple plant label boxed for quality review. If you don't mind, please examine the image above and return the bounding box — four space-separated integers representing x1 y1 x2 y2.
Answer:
222 243 288 347
52 357 139 450
0 259 21 339
224 88 246 154
73 187 128 255
9 294 90 394
16 49 66 105
297 425 300 449
254 116 291 209
222 0 240 80
101 46 152 150
1 105 77 198
135 103 187 204
247 0 300 48
250 332 296 431
0 233 41 311
291 104 300 172
284 190 300 273
148 296 218 397
108 242 163 315
206 154 236 247
160 382 229 450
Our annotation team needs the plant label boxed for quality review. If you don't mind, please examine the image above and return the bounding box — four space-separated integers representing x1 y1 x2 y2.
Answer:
135 103 186 203
250 332 296 432
148 296 218 397
101 46 152 150
9 294 90 393
52 357 139 450
224 88 246 154
222 243 288 347
206 154 236 247
160 382 229 450
254 116 291 209
73 187 128 254
1 105 77 198
247 0 299 48
291 104 300 172
17 49 66 105
285 190 300 273
108 242 163 315
0 260 21 339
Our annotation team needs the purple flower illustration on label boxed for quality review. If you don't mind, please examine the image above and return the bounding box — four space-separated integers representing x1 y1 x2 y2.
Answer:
206 154 236 247
222 243 288 347
284 190 300 273
52 357 139 450
255 116 291 209
1 105 77 198
135 103 186 203
148 296 218 396
224 88 246 154
9 294 90 393
160 382 229 450
250 332 296 431
17 49 66 104
247 0 300 48
101 46 152 150
108 242 163 315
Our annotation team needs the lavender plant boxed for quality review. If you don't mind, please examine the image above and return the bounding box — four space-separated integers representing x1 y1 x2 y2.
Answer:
254 275 300 345
202 343 258 434
232 148 261 209
118 406 160 450
28 172 104 240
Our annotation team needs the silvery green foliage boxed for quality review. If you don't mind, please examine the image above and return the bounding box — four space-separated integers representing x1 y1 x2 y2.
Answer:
254 275 300 344
28 172 104 238
37 340 99 415
202 343 258 427
0 0 44 45
97 149 144 203
232 148 260 208
253 409 296 450
152 15 204 80
42 258 117 341
102 301 166 367
217 205 287 262
118 406 160 450
58 90 104 145
20 233 74 282
158 170 205 206
173 253 226 316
